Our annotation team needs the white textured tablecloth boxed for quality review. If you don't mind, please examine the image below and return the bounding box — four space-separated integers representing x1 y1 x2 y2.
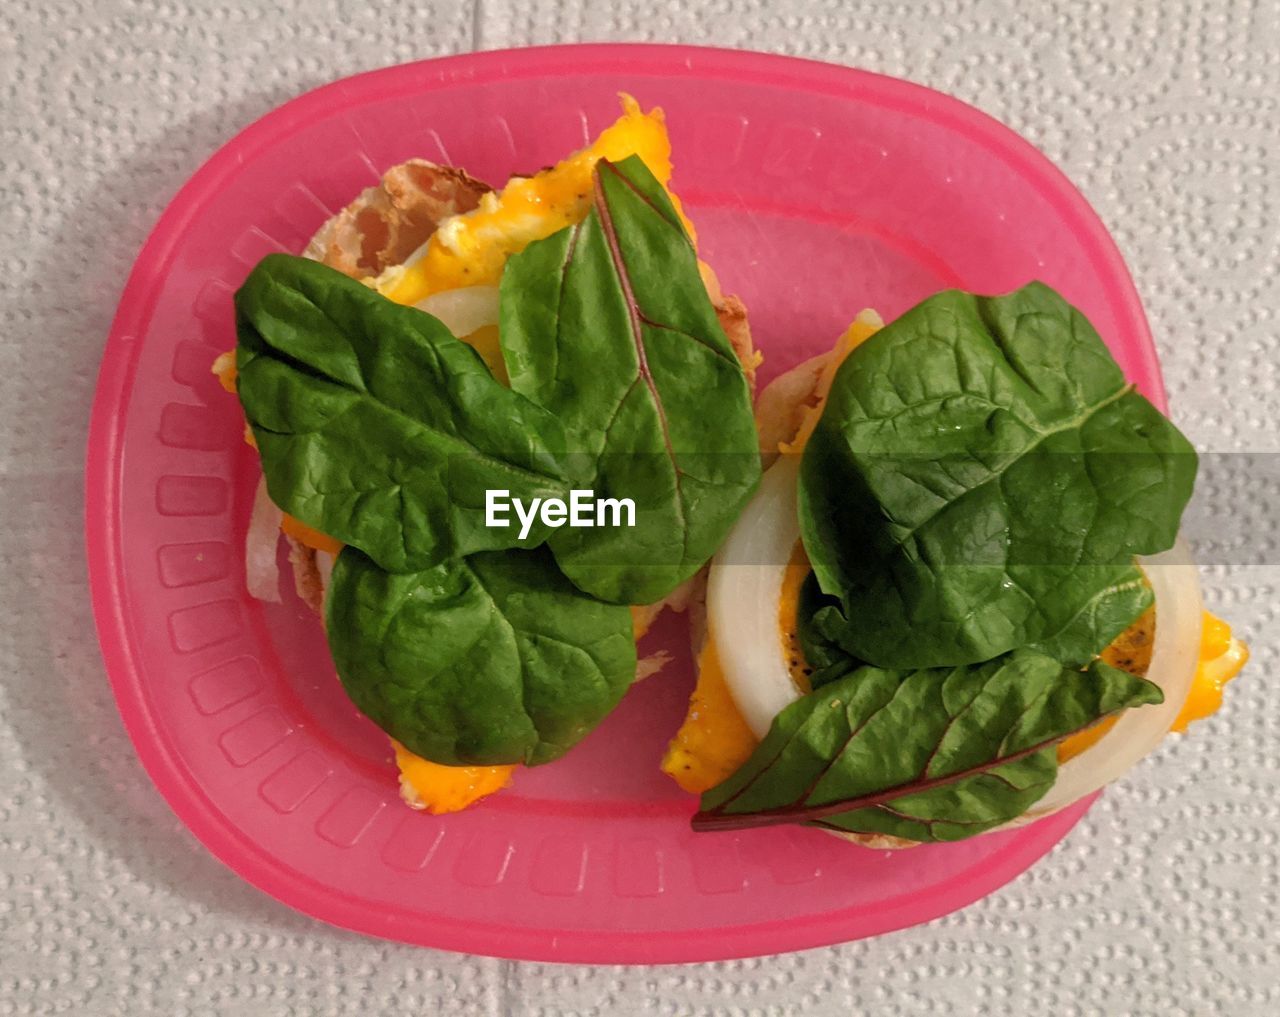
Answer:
2 1 1276 1013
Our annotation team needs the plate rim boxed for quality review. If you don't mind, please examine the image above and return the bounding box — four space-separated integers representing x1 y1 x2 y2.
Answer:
85 42 1152 964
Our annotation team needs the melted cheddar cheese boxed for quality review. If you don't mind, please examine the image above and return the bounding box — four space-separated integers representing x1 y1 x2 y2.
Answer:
393 741 515 814
212 350 237 392
279 513 344 556
378 95 684 306
1173 612 1248 732
463 324 507 383
661 636 759 794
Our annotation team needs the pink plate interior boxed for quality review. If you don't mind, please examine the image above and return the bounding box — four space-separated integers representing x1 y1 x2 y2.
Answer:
86 44 1164 964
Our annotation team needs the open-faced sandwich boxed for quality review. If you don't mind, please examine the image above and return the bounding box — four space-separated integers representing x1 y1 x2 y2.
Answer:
663 287 1248 845
215 97 763 813
218 97 1247 846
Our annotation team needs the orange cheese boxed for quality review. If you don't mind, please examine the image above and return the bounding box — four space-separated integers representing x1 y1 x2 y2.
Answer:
1056 714 1118 763
660 635 759 794
631 605 655 641
778 542 815 694
279 513 344 556
1172 612 1248 732
1058 609 1248 762
393 741 515 814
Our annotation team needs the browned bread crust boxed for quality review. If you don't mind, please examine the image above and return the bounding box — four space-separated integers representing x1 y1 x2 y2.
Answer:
754 351 828 461
303 160 490 279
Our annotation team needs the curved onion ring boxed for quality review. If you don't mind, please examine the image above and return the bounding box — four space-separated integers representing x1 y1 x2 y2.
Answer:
245 476 284 603
707 456 807 738
1000 538 1201 827
415 286 500 338
708 456 1203 822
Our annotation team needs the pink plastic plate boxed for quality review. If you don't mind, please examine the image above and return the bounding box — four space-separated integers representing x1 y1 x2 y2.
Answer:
87 45 1165 964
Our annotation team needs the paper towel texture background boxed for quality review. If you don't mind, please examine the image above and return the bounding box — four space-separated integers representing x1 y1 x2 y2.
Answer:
1 0 1277 1013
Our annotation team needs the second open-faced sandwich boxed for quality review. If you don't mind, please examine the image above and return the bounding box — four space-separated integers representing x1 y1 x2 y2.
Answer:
663 286 1248 845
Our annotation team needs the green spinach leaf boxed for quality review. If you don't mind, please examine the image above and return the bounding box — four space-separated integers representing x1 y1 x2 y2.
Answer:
325 545 637 766
795 571 861 687
799 283 1196 669
236 253 579 573
694 650 1162 841
499 156 761 605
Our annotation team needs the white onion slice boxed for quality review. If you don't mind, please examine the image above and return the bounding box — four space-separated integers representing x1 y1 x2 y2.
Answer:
1000 539 1202 827
707 456 806 737
708 454 1204 822
245 477 284 602
414 286 500 338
